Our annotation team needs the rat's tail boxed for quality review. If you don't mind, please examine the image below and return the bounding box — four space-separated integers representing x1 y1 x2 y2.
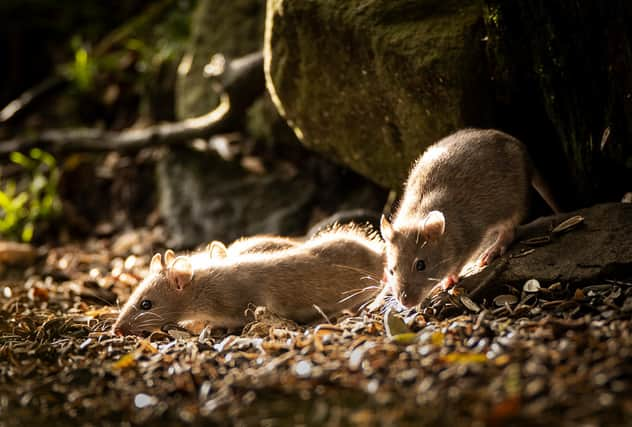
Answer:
531 168 562 214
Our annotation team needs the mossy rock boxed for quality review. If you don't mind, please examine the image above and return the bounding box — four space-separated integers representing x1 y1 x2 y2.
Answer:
265 0 493 190
265 0 632 205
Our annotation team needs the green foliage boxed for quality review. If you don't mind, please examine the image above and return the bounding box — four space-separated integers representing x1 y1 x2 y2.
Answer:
60 0 195 100
0 149 61 242
65 37 97 92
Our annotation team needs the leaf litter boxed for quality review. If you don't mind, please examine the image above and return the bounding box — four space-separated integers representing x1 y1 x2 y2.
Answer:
0 231 631 426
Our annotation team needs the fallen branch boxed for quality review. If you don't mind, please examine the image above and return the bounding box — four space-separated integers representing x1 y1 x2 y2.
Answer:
0 76 67 124
0 52 264 155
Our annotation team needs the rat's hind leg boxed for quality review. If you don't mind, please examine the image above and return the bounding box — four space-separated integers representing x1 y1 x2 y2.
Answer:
479 221 517 266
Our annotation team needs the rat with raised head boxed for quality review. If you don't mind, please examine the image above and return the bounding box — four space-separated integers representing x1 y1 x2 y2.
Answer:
112 226 384 335
380 128 559 308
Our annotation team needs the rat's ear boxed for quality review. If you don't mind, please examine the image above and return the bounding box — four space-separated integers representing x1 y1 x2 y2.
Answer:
422 211 445 241
207 241 228 259
167 256 193 291
164 249 176 267
149 253 163 274
380 214 395 242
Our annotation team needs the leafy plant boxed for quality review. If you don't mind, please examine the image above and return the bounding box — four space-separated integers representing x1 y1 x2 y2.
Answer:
68 41 96 92
0 149 61 242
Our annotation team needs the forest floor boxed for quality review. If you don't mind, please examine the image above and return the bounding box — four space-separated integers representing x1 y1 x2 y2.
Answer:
1 229 631 427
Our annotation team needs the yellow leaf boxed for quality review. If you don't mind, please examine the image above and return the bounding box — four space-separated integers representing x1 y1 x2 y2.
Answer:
494 354 511 366
112 353 136 369
139 339 157 354
440 352 487 364
390 333 418 345
431 332 445 346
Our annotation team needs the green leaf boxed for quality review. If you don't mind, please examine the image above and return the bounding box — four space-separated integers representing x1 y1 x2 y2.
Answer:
5 180 16 198
30 174 47 194
29 148 43 160
12 192 28 209
73 47 94 91
10 152 34 169
0 191 12 209
21 222 34 242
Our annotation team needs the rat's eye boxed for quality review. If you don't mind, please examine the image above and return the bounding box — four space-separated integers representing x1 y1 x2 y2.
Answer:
140 299 152 310
388 268 394 275
415 260 426 271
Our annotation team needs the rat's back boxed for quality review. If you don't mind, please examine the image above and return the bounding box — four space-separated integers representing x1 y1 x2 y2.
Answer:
396 128 532 230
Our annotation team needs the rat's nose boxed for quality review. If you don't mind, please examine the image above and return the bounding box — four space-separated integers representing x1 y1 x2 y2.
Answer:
398 289 420 308
112 324 126 336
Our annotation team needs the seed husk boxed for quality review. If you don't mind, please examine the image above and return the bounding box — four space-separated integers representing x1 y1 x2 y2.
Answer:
460 295 481 313
521 236 551 246
384 308 411 337
494 294 518 306
523 279 541 293
552 215 585 234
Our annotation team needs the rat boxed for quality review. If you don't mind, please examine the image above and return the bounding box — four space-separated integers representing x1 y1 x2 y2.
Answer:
380 128 560 308
111 226 384 336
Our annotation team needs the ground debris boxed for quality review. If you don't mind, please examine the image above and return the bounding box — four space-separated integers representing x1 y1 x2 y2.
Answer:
0 233 631 426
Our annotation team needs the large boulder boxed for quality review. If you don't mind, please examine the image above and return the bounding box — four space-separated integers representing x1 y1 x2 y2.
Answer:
265 0 493 190
265 0 632 206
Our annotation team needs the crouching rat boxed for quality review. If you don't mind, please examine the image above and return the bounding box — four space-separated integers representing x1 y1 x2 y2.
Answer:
112 227 384 336
381 128 559 308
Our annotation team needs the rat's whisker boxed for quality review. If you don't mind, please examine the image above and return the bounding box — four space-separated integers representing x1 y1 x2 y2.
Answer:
332 263 379 278
134 311 164 322
357 298 374 312
341 285 380 295
312 304 331 324
338 286 380 304
360 275 381 284
82 293 117 307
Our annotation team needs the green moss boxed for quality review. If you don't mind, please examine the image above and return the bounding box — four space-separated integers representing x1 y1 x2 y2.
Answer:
265 0 489 189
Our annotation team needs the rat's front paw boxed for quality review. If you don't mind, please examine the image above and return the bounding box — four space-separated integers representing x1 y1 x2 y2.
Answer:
440 274 459 290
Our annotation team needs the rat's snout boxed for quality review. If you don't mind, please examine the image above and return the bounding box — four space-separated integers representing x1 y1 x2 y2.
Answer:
111 321 129 336
397 286 422 308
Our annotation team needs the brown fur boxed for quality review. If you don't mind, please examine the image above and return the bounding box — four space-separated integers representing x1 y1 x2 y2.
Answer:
112 226 384 335
226 235 300 256
382 128 557 307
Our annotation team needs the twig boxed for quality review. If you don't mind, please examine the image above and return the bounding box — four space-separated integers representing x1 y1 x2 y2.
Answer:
0 52 264 155
0 76 67 124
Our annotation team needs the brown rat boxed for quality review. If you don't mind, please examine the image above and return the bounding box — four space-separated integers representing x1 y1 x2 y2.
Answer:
380 128 559 308
112 226 384 335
